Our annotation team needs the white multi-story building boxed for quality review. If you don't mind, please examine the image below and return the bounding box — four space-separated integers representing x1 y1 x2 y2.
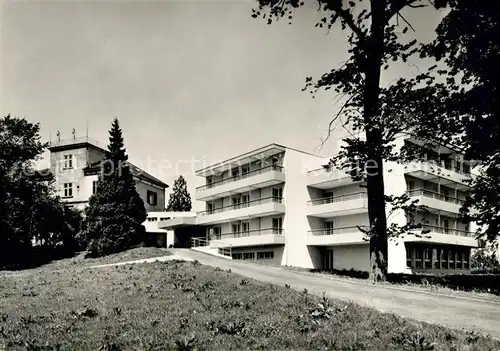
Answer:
161 138 480 274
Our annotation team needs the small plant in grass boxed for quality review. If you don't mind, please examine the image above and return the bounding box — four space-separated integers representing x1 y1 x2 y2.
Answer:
175 334 197 351
310 293 338 320
285 284 290 289
240 279 249 286
392 331 437 351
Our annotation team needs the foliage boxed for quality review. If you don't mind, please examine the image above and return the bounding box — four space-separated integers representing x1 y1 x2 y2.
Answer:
0 115 82 269
470 245 500 274
81 118 147 258
166 175 192 212
252 0 448 281
417 0 500 242
0 260 498 349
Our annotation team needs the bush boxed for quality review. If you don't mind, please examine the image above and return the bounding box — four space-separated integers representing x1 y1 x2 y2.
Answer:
387 273 500 295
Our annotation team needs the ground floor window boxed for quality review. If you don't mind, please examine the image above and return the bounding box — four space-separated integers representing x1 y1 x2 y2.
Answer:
405 243 470 270
257 251 274 260
232 253 243 260
232 252 256 260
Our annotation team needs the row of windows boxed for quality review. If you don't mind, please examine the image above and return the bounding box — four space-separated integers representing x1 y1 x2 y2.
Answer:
406 244 470 270
147 217 170 222
232 251 275 260
62 182 158 202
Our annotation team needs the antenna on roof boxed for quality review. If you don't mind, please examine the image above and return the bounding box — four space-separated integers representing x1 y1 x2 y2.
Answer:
72 128 76 141
86 120 89 141
56 130 61 142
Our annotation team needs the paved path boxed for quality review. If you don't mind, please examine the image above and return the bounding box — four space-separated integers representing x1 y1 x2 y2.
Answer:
85 254 193 269
168 249 500 338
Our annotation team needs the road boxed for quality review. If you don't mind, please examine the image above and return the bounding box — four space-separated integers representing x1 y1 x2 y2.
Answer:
169 249 500 338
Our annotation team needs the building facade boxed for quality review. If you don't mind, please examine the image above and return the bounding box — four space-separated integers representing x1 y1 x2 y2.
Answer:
161 138 479 274
41 136 168 211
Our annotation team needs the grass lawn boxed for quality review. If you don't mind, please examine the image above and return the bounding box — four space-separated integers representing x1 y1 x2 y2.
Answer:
0 260 499 350
23 247 171 272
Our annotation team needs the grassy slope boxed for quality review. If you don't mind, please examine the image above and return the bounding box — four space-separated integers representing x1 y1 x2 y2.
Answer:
22 247 171 272
0 260 498 350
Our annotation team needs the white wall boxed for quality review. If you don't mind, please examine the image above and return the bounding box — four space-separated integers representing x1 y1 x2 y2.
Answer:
331 244 370 271
283 148 321 268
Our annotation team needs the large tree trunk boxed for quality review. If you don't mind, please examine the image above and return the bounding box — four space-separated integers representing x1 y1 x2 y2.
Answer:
364 0 388 282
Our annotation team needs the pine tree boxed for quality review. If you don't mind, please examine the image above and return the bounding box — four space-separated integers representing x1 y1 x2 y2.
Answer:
166 175 192 212
83 118 147 258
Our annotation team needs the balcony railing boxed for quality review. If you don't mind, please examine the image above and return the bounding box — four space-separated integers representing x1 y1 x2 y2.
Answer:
308 192 367 206
211 227 284 240
416 224 475 238
48 136 107 150
198 196 283 216
196 165 284 191
416 158 471 176
406 189 465 205
308 226 365 236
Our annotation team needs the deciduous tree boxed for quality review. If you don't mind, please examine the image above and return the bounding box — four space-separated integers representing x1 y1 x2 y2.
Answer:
252 0 447 281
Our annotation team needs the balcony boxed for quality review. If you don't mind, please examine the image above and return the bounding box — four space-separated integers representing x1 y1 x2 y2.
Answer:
407 189 464 215
210 228 285 248
197 196 285 225
404 161 472 190
306 192 368 218
306 226 367 246
195 165 285 200
307 167 362 189
404 225 479 247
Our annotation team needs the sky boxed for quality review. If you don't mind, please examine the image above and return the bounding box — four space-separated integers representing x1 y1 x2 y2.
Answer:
1 1 446 210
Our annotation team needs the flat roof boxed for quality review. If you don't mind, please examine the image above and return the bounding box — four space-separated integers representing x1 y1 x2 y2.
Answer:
195 143 323 176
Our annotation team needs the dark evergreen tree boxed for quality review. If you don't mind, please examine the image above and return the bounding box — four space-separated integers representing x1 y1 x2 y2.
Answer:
83 118 147 258
166 175 192 211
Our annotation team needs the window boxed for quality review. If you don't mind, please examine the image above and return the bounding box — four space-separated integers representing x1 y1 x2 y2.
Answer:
456 250 463 269
160 217 170 221
241 165 250 177
92 180 98 194
232 168 240 178
232 224 241 237
424 247 432 269
443 219 450 234
147 217 158 222
207 176 213 188
325 191 334 204
441 249 448 268
232 253 243 260
241 194 249 207
243 252 255 260
232 197 241 209
207 203 214 214
63 155 73 169
257 251 274 260
463 250 470 269
147 190 158 206
406 247 413 268
407 181 415 192
432 248 439 268
448 249 455 269
324 221 334 235
272 187 283 202
242 222 250 236
272 217 283 234
63 183 73 198
415 248 423 268
211 227 221 240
